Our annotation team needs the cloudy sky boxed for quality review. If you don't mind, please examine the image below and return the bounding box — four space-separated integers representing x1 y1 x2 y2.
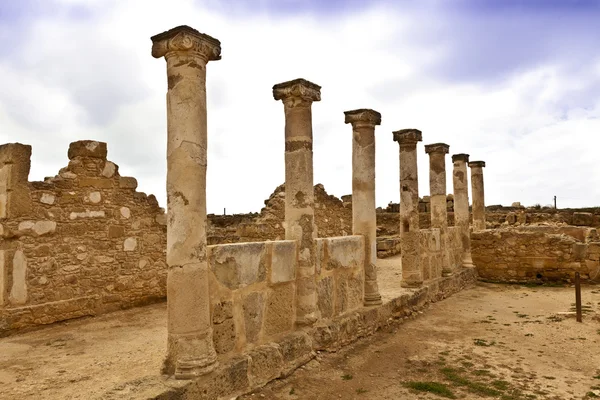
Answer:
1 0 599 213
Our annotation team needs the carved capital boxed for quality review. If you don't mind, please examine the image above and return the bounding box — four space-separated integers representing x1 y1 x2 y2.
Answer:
273 78 321 108
468 161 486 168
452 153 470 163
151 25 221 62
425 143 450 155
344 109 381 127
393 129 422 146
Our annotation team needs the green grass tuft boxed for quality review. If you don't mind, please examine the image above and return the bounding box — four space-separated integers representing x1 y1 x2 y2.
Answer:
404 381 456 398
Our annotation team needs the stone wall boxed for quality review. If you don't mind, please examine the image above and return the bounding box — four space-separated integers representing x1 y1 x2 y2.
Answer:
207 235 365 358
472 226 600 282
0 141 167 335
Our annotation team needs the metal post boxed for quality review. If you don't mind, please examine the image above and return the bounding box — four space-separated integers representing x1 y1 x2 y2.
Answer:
575 271 582 323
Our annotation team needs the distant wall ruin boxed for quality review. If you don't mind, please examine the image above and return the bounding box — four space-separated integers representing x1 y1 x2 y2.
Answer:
0 141 167 335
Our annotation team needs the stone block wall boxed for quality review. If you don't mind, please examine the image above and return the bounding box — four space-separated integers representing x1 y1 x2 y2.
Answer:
472 226 600 282
446 226 464 271
418 229 443 280
207 235 365 357
315 236 365 319
0 141 167 335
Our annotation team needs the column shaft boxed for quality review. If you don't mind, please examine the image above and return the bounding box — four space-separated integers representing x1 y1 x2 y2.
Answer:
151 26 221 379
273 79 321 326
393 129 422 287
425 143 451 276
345 109 382 306
452 154 474 267
469 161 486 231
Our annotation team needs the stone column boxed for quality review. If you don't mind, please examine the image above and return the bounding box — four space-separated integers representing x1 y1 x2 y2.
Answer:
344 109 382 306
393 129 423 287
452 154 474 268
425 143 451 276
273 79 321 326
151 25 221 379
469 161 486 231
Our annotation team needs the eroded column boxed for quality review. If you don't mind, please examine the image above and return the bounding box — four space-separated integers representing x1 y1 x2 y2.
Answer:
273 78 321 326
151 25 221 378
344 109 382 306
452 154 474 268
393 129 423 287
469 161 486 231
425 143 451 276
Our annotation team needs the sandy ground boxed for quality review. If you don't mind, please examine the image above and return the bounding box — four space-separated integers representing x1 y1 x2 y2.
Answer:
1 262 599 399
241 283 600 400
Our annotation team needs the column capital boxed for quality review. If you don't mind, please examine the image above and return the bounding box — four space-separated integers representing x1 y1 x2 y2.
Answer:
393 129 422 145
469 161 486 168
273 78 321 107
425 143 450 155
344 109 381 127
151 25 221 62
452 153 470 163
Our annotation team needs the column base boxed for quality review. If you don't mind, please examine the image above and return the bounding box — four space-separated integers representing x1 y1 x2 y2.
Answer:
462 254 475 268
363 293 382 307
400 279 423 288
163 333 218 379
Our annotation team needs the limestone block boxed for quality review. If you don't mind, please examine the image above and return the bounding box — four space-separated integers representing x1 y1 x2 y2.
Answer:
213 301 233 324
9 250 27 305
248 344 283 387
120 207 131 219
119 177 138 189
243 292 265 343
40 193 55 205
155 213 167 226
101 161 117 178
326 236 364 270
69 210 105 220
278 332 313 375
572 243 588 261
78 177 113 189
573 212 594 226
108 225 125 238
209 242 267 290
315 239 325 275
17 220 56 236
213 318 236 354
124 237 137 252
317 276 334 318
264 282 295 337
88 191 101 204
334 273 363 315
68 140 107 160
506 212 517 224
270 240 296 284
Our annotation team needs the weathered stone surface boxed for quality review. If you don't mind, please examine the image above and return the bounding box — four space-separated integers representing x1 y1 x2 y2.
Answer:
40 193 55 205
123 237 137 252
209 242 267 290
67 141 107 160
270 240 296 283
9 250 27 305
317 276 334 318
573 212 594 226
243 292 265 343
248 344 283 387
326 236 364 270
264 282 295 337
119 177 138 189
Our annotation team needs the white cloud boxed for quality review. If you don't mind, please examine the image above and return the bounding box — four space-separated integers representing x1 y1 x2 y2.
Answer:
0 0 598 214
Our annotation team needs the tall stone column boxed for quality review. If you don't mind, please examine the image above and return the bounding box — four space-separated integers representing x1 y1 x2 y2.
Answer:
452 154 474 268
393 129 423 287
151 25 221 379
344 109 382 306
425 143 451 276
273 78 321 326
469 161 486 231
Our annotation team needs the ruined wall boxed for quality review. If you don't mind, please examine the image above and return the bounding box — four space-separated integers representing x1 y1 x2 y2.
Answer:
472 226 600 282
207 235 365 357
0 141 167 335
236 184 352 243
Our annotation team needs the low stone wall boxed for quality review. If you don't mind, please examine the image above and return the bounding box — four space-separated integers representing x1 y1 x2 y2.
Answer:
315 236 364 319
419 229 443 280
0 141 167 336
376 236 401 258
147 268 478 400
472 227 600 282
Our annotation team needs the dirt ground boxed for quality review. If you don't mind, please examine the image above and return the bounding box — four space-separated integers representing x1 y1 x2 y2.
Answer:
1 280 599 400
241 282 600 400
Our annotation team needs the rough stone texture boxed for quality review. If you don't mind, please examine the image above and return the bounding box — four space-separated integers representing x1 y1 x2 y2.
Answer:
393 129 423 287
472 226 600 282
209 242 267 290
0 141 167 336
152 25 221 378
274 78 322 326
573 212 594 226
344 108 382 306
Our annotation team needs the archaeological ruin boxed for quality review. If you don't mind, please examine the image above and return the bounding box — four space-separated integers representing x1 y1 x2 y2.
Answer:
1 24 599 399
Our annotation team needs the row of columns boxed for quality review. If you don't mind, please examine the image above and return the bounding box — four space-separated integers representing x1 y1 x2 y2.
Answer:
151 25 487 378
